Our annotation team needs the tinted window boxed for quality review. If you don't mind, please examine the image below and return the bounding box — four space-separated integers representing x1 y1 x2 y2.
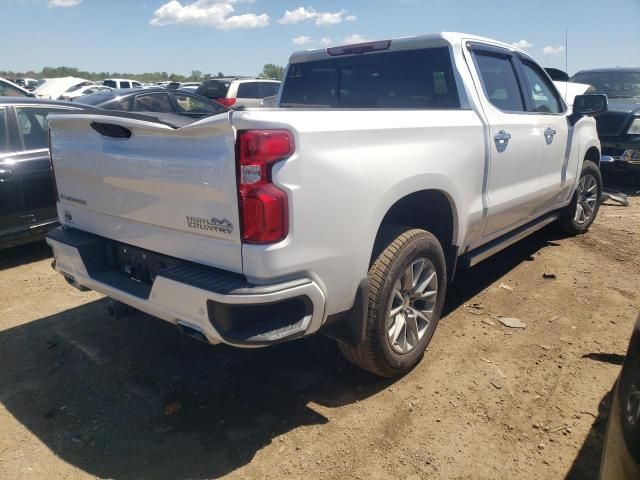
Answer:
103 80 117 88
260 83 280 97
120 81 131 89
0 108 9 153
15 107 76 150
103 97 132 111
133 93 174 113
520 60 562 113
172 93 225 115
196 80 231 99
0 81 28 97
474 51 525 112
237 82 261 99
132 82 142 88
570 71 640 99
280 47 461 109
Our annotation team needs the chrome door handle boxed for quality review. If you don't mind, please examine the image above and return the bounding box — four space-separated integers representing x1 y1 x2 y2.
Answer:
494 130 511 152
544 128 556 145
0 168 13 181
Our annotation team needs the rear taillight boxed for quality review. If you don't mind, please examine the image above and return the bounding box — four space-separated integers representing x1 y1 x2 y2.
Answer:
237 130 294 244
216 98 237 107
48 129 60 202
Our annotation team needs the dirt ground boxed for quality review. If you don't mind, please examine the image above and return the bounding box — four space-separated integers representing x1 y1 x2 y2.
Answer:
0 180 638 480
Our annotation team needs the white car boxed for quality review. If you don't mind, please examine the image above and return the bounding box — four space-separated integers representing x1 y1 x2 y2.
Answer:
102 79 142 89
34 77 92 100
59 84 112 101
195 78 281 108
47 32 605 377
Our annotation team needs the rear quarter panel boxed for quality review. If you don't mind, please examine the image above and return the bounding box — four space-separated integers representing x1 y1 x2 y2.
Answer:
232 109 484 315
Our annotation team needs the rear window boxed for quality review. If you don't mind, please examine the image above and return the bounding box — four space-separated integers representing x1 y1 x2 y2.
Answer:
133 93 174 113
260 82 280 97
196 80 231 100
280 47 461 109
237 82 261 98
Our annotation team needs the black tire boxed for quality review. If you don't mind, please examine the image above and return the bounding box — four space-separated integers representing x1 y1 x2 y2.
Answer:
338 228 447 377
558 160 603 236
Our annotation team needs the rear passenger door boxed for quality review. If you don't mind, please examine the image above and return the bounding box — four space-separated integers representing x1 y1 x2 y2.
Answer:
13 106 68 228
468 44 544 237
0 106 27 240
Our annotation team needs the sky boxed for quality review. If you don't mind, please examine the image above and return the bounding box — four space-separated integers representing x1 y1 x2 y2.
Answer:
3 0 639 76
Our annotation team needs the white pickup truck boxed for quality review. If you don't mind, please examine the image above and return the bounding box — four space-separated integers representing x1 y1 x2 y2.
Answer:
46 33 607 377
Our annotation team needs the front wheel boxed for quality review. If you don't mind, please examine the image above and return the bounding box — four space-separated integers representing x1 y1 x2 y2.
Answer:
338 228 447 377
558 160 602 235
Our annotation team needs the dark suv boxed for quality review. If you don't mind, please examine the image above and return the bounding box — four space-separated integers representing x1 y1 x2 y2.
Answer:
571 68 640 179
0 98 95 249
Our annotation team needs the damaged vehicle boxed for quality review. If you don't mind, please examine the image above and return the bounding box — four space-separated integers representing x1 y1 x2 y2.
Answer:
46 33 605 377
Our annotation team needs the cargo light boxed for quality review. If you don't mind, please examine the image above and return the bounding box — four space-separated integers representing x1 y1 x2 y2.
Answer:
237 130 294 244
327 40 391 56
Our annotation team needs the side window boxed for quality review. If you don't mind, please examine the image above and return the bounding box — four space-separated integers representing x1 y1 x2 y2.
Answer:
260 83 280 98
0 81 28 97
104 97 132 111
133 93 174 113
237 82 261 98
15 107 74 150
0 108 9 153
173 93 224 114
120 81 131 89
132 82 142 88
474 51 526 112
520 60 563 113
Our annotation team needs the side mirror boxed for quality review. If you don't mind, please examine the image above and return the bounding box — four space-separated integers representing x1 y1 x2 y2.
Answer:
573 94 608 116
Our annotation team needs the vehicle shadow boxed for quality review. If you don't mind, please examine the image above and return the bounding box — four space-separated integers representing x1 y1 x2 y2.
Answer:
0 298 393 480
565 387 614 480
444 225 563 315
0 225 570 479
0 240 51 271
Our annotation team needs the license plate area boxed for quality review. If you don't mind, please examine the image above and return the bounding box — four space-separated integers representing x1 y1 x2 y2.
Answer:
105 242 179 286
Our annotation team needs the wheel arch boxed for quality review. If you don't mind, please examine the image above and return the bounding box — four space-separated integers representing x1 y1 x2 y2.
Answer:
584 145 601 168
370 189 459 281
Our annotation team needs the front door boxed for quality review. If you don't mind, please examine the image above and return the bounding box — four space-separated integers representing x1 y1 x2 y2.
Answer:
517 58 571 211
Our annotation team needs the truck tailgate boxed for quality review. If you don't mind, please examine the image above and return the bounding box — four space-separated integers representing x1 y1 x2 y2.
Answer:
48 112 243 273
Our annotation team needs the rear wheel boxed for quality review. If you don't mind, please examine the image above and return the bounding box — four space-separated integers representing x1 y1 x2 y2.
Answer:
558 160 602 235
338 228 446 377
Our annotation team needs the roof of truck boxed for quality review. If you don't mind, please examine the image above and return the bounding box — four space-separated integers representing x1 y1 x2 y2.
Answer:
289 32 526 64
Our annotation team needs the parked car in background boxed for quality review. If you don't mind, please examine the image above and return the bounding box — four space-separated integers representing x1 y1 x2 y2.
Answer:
59 84 112 101
196 77 281 108
0 78 34 98
34 77 91 100
47 33 605 377
0 98 97 249
76 88 227 118
15 78 39 91
102 79 142 89
571 68 640 179
601 314 640 480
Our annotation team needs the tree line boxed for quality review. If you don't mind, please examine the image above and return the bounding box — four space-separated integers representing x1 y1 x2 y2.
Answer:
0 64 286 83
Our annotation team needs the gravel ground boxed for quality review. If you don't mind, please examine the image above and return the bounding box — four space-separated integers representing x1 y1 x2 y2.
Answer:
0 181 638 480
